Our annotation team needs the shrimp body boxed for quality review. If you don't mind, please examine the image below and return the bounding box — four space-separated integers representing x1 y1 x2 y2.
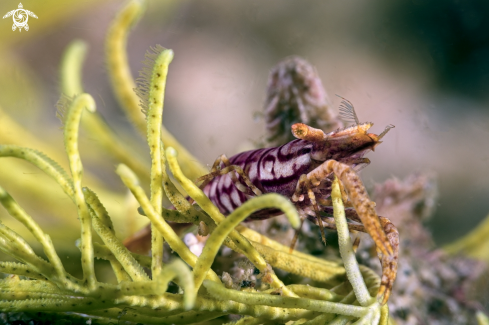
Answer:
204 139 313 216
203 121 378 218
198 120 398 305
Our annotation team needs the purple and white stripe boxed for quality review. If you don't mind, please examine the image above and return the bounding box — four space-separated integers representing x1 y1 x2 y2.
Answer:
203 139 314 215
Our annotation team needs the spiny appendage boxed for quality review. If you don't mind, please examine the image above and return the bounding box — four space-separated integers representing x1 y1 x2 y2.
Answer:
325 160 393 257
197 154 266 215
197 154 262 197
325 160 397 304
304 159 397 303
134 44 167 116
376 216 399 305
313 208 399 305
197 154 230 190
306 181 327 244
291 171 328 244
55 95 76 126
291 174 308 202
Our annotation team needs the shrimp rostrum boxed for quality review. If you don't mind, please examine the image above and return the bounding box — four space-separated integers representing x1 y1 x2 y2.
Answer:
198 98 399 305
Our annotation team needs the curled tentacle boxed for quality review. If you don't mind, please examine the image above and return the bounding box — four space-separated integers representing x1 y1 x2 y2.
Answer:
376 216 399 305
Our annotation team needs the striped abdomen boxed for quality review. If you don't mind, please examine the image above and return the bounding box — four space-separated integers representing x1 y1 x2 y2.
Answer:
203 139 314 216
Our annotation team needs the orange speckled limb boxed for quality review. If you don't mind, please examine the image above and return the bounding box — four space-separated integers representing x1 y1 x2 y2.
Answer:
301 159 398 305
307 160 393 257
376 216 399 305
313 212 399 305
197 154 263 197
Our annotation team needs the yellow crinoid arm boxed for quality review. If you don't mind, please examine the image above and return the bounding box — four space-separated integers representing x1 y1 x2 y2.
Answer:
106 0 207 181
444 212 489 262
60 40 150 183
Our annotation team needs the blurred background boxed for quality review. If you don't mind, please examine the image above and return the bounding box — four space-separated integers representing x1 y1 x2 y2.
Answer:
0 0 489 253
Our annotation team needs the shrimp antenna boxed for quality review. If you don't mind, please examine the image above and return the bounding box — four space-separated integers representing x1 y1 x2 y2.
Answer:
336 94 360 125
378 124 395 140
